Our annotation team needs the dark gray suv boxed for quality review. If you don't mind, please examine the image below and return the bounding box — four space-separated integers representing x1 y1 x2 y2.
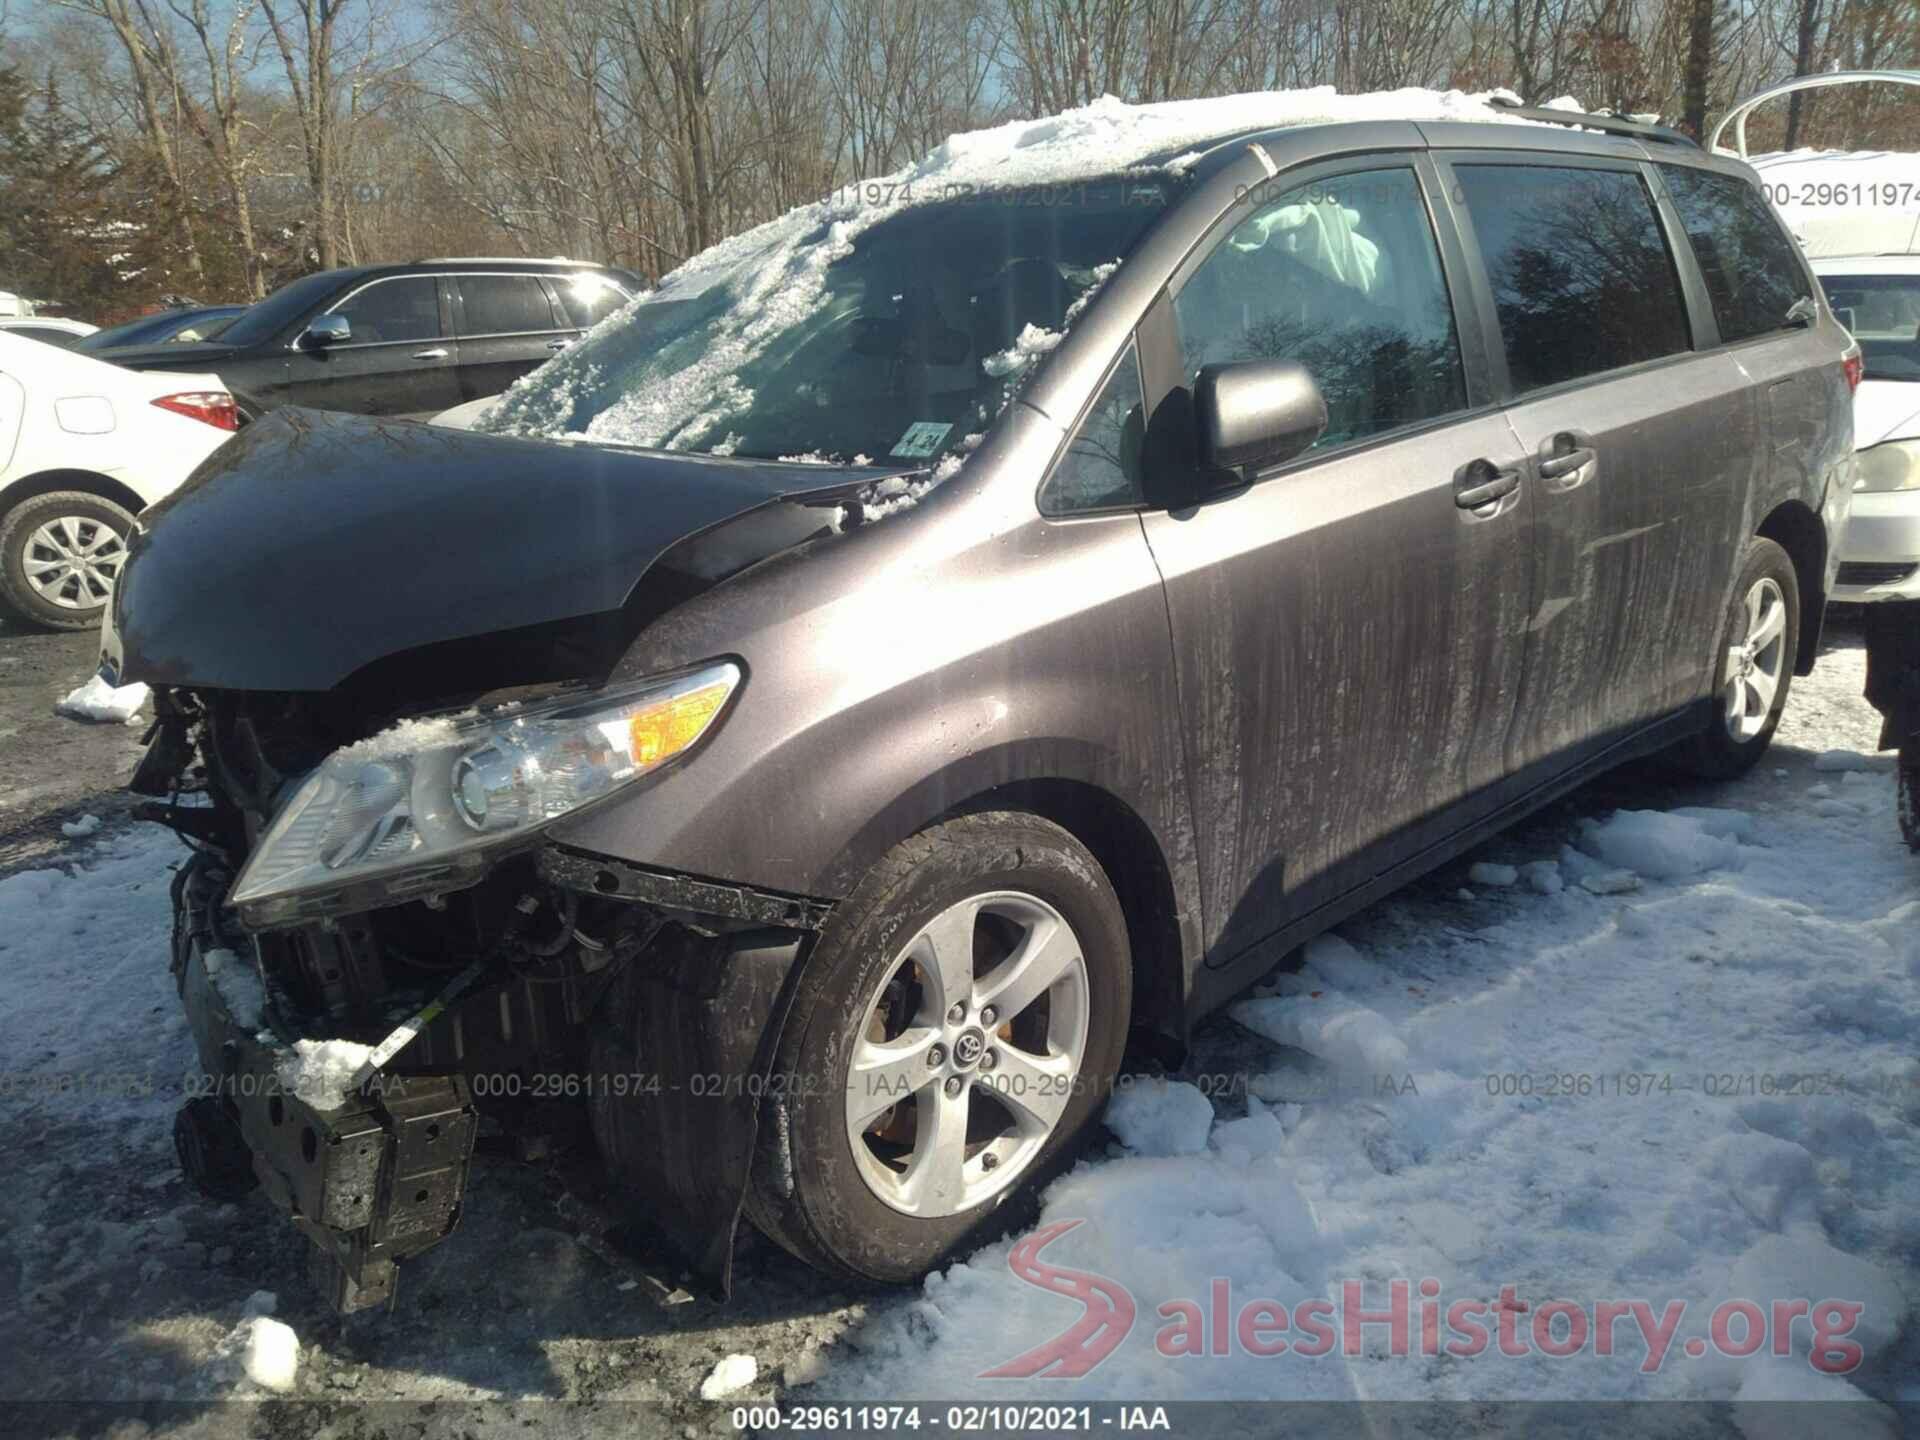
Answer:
107 258 639 420
108 99 1856 1310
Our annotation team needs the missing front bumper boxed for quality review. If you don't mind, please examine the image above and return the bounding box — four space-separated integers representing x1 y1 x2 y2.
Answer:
173 860 478 1313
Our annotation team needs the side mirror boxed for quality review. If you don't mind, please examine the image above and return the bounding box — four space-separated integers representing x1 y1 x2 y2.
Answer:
304 314 351 347
1194 358 1328 476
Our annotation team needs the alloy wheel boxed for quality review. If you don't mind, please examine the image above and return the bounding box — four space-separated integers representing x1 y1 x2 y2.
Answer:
23 515 128 611
844 890 1089 1217
1722 576 1787 741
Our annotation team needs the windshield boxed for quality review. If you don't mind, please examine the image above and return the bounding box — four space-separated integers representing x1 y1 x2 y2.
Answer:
1821 273 1920 381
215 272 352 348
477 177 1180 464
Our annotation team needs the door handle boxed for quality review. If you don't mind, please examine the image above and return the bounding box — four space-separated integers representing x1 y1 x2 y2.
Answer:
1537 431 1597 490
545 339 573 351
411 348 448 360
1454 458 1521 511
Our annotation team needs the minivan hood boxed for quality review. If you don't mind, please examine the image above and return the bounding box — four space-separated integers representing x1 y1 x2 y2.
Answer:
107 407 874 692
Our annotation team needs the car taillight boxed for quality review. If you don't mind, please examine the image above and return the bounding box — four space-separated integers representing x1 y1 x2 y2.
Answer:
1842 346 1864 394
152 391 239 431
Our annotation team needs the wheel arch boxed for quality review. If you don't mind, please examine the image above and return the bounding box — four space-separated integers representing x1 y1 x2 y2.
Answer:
0 469 146 524
933 776 1191 1060
1756 499 1825 676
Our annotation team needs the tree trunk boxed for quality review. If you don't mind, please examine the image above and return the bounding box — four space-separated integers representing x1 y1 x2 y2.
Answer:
1680 0 1715 140
1785 0 1822 149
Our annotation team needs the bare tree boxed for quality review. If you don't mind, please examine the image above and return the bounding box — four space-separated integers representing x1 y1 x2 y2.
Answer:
166 0 266 295
52 0 204 275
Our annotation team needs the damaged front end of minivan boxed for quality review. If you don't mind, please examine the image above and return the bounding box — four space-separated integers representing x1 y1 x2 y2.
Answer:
114 408 890 1311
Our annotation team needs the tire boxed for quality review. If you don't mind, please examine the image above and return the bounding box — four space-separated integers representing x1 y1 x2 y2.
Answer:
0 490 137 631
1673 536 1799 780
745 811 1132 1284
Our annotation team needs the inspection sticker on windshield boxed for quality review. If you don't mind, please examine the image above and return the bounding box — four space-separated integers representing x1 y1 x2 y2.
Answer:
889 421 952 460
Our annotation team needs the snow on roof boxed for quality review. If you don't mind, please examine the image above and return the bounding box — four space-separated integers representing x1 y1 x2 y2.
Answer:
481 86 1540 450
1747 149 1920 258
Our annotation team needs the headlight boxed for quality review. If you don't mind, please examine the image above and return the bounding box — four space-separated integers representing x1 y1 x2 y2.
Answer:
1855 439 1920 493
228 661 742 927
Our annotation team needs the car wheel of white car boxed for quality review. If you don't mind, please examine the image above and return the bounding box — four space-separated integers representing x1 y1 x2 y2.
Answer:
1675 536 1800 780
0 491 137 631
744 811 1131 1284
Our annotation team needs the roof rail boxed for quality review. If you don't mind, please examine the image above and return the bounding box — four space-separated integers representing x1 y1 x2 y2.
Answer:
1709 69 1920 157
1486 95 1701 148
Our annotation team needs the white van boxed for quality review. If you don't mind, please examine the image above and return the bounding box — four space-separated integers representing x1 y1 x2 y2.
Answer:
1717 71 1920 602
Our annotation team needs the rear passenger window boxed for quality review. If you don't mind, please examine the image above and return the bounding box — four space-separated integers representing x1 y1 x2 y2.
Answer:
1658 165 1810 343
555 274 630 329
1455 165 1691 392
1171 166 1466 455
461 276 559 335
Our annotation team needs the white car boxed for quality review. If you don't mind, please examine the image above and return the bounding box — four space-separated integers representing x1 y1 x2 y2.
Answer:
0 317 100 349
0 331 238 630
1811 254 1920 602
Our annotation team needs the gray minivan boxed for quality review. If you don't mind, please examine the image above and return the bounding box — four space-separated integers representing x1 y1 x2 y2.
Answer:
112 99 1856 1310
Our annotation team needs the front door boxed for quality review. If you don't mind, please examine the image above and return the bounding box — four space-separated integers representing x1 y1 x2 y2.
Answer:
1138 161 1536 961
283 275 462 417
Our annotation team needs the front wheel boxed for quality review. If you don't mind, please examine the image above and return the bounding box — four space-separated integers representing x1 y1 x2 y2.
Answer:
1674 537 1800 780
0 490 136 631
745 811 1132 1284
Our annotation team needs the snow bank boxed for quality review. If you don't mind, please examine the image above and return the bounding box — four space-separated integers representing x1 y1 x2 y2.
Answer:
1102 1078 1213 1156
60 813 101 839
56 675 148 724
1578 808 1745 879
699 1353 758 1399
821 759 1919 1404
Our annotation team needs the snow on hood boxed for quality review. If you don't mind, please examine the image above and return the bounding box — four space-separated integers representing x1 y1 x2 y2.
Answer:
1750 149 1920 259
477 87 1542 450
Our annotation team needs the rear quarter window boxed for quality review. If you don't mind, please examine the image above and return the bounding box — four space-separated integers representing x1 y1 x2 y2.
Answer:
1455 164 1692 393
1658 165 1810 344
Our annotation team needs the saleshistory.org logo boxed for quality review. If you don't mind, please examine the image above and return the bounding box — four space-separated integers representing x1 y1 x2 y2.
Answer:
981 1220 1869 1379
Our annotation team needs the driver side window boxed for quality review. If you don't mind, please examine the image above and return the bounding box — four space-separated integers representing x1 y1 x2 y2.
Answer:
1171 166 1466 457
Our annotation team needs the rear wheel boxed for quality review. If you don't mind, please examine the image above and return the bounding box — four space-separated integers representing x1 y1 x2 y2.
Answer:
1674 536 1799 779
745 812 1131 1284
0 490 136 630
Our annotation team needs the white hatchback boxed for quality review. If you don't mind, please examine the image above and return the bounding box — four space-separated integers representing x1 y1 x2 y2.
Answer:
0 331 239 629
1812 256 1920 602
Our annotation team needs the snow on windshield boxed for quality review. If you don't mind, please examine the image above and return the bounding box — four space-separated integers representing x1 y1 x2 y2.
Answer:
476 86 1540 464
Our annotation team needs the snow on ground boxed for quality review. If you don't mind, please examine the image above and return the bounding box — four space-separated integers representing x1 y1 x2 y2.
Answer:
0 624 1913 1431
819 663 1919 1413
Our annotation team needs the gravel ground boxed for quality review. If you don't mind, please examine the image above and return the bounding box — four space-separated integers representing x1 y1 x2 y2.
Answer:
0 607 1896 1438
0 615 146 870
